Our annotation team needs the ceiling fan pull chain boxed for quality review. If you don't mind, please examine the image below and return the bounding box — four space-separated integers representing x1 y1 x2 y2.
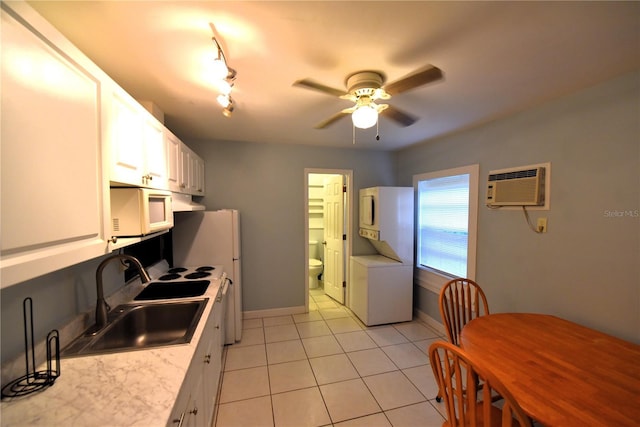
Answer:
353 124 356 144
376 120 380 141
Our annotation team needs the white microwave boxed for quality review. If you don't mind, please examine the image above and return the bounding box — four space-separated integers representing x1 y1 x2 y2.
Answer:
359 187 380 231
110 188 173 236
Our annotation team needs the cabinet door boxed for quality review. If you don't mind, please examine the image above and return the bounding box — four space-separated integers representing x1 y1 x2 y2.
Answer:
179 143 191 193
188 152 199 194
0 3 108 287
183 375 203 427
194 156 206 196
167 388 191 427
201 337 216 427
166 132 181 192
143 115 167 189
110 88 145 185
109 87 168 189
202 296 223 427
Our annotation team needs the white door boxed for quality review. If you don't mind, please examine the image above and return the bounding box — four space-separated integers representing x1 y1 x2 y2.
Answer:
323 175 345 303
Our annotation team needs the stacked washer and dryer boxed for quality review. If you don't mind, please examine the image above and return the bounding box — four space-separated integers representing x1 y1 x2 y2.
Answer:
349 187 414 326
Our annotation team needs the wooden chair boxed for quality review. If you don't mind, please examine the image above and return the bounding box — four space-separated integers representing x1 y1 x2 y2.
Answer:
439 278 489 346
429 340 533 427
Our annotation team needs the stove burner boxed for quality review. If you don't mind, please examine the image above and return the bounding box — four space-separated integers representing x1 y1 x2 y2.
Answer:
184 271 211 280
168 267 188 274
196 266 215 272
158 273 181 281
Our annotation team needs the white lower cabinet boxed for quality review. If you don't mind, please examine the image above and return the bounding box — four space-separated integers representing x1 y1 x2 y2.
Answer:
168 288 225 427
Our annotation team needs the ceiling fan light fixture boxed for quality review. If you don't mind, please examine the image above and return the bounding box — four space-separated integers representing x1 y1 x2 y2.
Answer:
293 65 443 132
352 105 378 129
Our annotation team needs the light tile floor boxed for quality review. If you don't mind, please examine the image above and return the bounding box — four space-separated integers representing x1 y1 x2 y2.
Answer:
214 288 447 427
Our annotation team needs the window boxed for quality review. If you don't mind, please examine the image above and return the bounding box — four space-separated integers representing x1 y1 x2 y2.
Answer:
414 165 479 288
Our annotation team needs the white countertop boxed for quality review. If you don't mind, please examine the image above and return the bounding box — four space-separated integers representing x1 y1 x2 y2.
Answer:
0 278 222 427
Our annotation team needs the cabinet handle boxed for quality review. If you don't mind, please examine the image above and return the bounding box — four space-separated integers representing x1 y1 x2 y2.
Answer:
110 236 118 244
204 354 211 364
172 411 185 426
189 407 198 416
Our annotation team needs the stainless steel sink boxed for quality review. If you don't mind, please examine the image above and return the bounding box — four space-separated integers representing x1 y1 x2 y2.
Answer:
61 299 208 357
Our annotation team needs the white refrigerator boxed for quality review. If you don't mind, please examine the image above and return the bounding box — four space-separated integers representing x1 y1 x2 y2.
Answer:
172 209 242 344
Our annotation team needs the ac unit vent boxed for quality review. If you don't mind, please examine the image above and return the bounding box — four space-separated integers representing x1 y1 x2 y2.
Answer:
488 169 539 181
486 167 545 206
112 218 120 232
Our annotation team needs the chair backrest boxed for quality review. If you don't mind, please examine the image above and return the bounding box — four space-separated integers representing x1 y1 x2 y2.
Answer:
439 278 489 346
429 340 532 427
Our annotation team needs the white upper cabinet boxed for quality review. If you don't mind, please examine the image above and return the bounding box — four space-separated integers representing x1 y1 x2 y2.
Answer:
194 155 205 196
0 1 109 288
109 87 168 189
0 1 205 286
109 88 145 185
142 114 167 189
178 143 205 196
179 142 192 193
165 131 182 193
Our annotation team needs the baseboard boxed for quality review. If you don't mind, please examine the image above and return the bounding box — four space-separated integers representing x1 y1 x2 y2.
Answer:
243 305 307 319
414 308 446 336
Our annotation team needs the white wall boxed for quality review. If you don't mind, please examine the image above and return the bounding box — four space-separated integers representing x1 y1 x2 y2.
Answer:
396 71 640 343
186 140 395 312
0 254 126 372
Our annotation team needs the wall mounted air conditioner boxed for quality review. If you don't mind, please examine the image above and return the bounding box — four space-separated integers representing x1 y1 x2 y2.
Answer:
486 166 545 206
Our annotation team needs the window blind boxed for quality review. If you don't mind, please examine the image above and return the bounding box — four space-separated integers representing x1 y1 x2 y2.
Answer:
417 174 470 277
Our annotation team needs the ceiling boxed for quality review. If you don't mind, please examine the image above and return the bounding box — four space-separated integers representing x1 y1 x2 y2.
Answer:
28 1 640 151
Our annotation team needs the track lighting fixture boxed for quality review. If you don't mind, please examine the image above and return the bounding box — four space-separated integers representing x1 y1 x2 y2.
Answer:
210 23 237 117
222 104 234 118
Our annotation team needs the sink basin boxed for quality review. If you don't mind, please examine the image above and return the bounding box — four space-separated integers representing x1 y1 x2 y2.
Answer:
61 299 208 357
134 280 210 301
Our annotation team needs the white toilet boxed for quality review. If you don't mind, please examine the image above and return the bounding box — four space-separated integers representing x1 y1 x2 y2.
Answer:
308 240 323 289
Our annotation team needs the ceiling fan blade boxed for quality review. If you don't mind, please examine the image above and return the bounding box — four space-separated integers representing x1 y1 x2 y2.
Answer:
314 110 350 129
381 105 418 127
293 79 348 98
383 65 443 95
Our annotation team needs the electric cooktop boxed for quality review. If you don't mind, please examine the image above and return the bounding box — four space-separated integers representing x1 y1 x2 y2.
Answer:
134 265 223 301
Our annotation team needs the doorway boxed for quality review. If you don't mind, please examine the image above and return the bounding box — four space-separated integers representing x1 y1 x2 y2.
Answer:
304 169 352 312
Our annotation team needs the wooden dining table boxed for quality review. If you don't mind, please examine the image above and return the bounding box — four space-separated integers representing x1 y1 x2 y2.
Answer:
459 313 640 427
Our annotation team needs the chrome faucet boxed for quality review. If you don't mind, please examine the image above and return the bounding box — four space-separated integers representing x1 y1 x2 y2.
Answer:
94 254 151 331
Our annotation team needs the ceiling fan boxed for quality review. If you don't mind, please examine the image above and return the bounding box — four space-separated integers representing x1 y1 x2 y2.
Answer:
293 64 443 130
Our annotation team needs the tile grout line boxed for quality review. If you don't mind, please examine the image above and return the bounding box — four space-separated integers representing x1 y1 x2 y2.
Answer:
217 291 447 426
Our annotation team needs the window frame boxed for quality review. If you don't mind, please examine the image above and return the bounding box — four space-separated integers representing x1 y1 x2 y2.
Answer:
413 164 479 293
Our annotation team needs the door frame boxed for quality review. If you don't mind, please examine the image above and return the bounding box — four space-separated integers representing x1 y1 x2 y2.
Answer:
304 168 353 312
